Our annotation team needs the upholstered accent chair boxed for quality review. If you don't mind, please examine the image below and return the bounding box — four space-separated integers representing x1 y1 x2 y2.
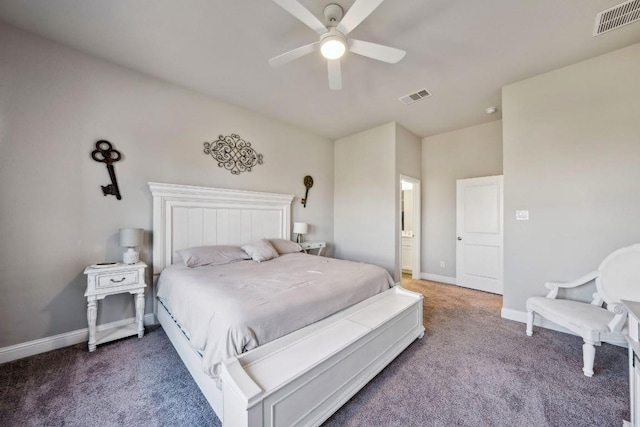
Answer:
526 244 640 377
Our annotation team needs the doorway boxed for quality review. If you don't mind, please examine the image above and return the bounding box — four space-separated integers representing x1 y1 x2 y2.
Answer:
399 175 421 281
455 175 503 294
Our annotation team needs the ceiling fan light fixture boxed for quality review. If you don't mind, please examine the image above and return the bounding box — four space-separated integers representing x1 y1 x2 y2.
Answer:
320 36 346 60
270 0 403 89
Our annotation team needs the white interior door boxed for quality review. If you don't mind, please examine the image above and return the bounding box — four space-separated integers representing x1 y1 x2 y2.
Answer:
456 175 503 294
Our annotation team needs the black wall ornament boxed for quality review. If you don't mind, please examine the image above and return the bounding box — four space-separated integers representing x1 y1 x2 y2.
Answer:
91 140 122 200
301 175 313 208
204 134 264 175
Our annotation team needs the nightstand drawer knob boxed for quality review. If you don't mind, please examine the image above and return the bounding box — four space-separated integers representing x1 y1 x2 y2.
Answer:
110 277 126 283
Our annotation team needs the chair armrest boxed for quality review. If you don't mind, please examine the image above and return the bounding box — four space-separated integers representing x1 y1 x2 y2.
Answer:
607 303 628 333
544 270 600 299
590 292 604 306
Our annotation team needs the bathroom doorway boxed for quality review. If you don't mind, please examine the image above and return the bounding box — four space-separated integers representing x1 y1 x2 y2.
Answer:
399 175 421 281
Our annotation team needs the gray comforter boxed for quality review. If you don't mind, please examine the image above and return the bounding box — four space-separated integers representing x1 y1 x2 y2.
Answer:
157 253 394 377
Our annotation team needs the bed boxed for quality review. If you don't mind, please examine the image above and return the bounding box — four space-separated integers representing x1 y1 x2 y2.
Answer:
149 182 424 427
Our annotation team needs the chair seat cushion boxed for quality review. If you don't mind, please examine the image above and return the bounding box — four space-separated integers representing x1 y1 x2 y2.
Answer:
526 297 626 341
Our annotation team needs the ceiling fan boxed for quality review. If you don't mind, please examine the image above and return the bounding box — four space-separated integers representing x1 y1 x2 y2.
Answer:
269 0 406 90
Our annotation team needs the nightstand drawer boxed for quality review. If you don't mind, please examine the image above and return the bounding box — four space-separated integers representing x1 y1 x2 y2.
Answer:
300 241 327 256
301 242 326 250
96 270 139 289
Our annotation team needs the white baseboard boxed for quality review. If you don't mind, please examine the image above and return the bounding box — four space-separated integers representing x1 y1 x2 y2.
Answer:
500 307 577 336
420 273 457 285
0 313 156 364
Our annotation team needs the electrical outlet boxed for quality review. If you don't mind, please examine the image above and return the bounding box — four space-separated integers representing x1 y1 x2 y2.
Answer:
439 261 445 269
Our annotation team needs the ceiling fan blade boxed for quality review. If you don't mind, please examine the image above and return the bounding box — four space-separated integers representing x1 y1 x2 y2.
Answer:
336 0 385 35
328 60 342 90
272 0 327 35
349 39 406 64
269 42 319 67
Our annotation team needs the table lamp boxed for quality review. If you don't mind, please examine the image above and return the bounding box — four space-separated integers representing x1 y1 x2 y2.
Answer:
293 222 308 243
120 228 143 264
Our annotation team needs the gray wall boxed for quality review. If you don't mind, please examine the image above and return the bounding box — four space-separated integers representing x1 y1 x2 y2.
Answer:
502 42 640 312
334 122 396 275
395 124 422 279
334 122 421 282
421 121 503 278
396 124 422 179
0 23 334 347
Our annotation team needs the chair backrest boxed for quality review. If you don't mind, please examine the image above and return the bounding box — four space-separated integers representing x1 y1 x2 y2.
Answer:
596 243 640 304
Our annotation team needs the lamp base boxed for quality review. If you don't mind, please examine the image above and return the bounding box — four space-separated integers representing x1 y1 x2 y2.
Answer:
123 248 139 264
296 234 304 243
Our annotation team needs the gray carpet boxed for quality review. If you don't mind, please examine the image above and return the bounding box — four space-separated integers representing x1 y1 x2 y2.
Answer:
0 323 218 427
0 280 629 426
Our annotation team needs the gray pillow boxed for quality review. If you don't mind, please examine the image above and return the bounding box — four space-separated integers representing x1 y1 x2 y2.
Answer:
242 239 279 262
269 239 302 254
177 245 250 268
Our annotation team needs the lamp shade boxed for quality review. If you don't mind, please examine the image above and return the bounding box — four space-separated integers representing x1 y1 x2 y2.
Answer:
120 228 143 247
293 222 308 235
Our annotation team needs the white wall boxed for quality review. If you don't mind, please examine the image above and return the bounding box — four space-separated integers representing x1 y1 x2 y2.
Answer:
334 123 396 275
0 23 334 347
502 42 640 312
421 121 503 278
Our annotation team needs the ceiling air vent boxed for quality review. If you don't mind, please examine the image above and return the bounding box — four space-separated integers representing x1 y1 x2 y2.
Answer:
593 0 640 36
399 88 431 105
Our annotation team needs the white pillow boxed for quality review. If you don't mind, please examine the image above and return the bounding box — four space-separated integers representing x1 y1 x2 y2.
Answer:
242 239 279 262
176 245 250 268
269 239 302 254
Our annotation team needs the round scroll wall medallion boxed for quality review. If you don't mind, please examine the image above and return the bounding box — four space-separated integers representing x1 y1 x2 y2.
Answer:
204 134 264 175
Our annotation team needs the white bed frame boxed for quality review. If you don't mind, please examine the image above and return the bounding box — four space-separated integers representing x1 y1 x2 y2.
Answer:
149 182 425 427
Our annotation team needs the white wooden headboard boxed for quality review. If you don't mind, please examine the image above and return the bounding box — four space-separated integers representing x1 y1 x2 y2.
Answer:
148 182 294 276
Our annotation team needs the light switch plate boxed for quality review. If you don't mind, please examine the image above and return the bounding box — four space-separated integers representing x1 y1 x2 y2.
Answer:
516 210 529 221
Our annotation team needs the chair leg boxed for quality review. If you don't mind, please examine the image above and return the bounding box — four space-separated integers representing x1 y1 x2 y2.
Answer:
582 340 596 377
526 310 534 336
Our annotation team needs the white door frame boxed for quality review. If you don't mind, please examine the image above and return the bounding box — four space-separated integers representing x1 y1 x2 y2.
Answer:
398 175 421 281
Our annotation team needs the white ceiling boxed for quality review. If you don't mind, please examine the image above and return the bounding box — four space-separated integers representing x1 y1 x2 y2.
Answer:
0 0 639 139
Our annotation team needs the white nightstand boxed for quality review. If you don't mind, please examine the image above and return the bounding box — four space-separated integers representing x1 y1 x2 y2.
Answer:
623 300 640 427
83 262 147 352
300 241 326 256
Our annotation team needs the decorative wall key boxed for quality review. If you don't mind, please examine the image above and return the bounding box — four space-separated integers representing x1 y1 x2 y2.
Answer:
91 140 122 200
301 175 313 208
